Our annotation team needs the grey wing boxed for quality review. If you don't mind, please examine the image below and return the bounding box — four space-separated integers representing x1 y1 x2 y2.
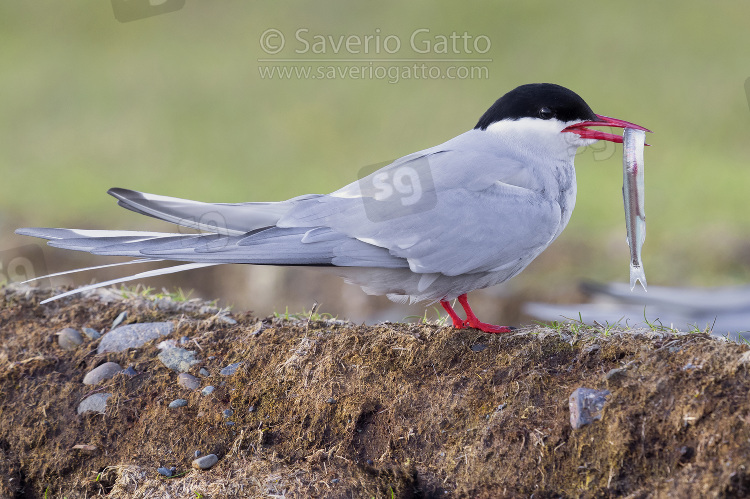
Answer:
278 148 562 276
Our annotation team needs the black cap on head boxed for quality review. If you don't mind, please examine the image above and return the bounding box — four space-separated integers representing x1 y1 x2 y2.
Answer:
475 83 598 130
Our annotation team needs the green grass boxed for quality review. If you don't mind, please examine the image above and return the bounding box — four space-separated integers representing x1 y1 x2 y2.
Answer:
117 284 197 303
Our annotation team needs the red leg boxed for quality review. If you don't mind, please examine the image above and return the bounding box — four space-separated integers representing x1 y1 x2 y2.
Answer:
457 294 513 334
440 300 465 329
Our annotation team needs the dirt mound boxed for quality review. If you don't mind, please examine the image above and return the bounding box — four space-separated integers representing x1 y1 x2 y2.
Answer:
1 284 750 498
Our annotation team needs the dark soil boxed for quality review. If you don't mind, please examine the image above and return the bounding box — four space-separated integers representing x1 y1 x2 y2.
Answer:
1 284 750 498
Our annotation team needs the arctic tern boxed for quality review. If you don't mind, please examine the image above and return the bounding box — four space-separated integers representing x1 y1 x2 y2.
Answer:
17 83 650 333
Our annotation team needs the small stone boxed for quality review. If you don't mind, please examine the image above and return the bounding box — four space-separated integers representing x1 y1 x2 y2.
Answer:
199 368 210 377
112 311 128 329
331 478 340 484
122 366 138 377
192 454 218 470
201 386 215 396
177 373 201 390
248 405 255 413
57 328 83 350
77 393 112 415
225 421 235 426
157 467 172 477
366 459 374 466
496 403 507 411
83 362 123 385
180 336 190 345
168 399 188 409
326 397 336 404
81 327 101 340
220 362 242 376
222 409 234 418
158 348 200 372
218 315 237 325
470 343 487 352
569 387 610 429
97 322 174 354
194 450 201 458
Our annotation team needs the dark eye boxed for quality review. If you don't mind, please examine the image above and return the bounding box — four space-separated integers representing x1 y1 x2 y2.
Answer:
538 107 554 120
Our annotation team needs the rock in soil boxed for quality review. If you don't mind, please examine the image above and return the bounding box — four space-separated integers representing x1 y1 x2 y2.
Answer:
569 387 610 429
81 327 101 340
77 393 112 415
168 399 188 409
192 454 218 470
82 362 123 385
158 348 200 372
57 328 83 350
157 466 172 477
219 362 242 376
177 373 200 390
97 322 174 353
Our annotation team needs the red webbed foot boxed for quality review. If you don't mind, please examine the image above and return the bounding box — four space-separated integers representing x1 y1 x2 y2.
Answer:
440 294 515 334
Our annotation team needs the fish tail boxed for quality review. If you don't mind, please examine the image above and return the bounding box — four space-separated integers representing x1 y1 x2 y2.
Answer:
629 264 647 292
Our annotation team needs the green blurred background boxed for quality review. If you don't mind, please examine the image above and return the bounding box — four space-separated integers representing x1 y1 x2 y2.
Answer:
2 1 750 323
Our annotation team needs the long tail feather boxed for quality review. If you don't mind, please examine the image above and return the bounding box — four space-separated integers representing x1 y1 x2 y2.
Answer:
20 258 161 284
40 262 219 304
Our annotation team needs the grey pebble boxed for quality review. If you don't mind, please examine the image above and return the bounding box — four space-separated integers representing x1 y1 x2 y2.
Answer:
222 409 234 418
82 327 101 340
122 366 138 376
57 328 83 350
77 393 112 415
569 387 610 429
111 311 128 329
158 348 200 372
83 362 123 385
168 399 188 409
331 478 340 484
199 368 210 377
248 405 255 413
201 386 215 396
194 450 201 458
157 467 172 477
192 454 218 470
225 421 235 426
220 362 242 376
177 373 201 390
326 397 336 404
97 322 174 354
470 343 487 352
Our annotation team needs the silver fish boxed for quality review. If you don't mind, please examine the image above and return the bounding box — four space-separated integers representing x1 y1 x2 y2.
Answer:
622 128 647 291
